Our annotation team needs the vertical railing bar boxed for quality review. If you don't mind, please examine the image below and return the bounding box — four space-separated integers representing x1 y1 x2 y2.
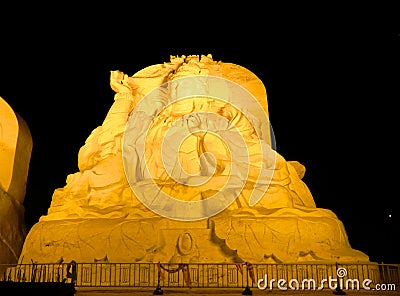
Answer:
95 263 98 287
202 263 204 287
138 263 141 287
129 263 132 287
118 263 121 286
151 263 153 287
113 263 116 286
132 263 135 287
217 263 219 287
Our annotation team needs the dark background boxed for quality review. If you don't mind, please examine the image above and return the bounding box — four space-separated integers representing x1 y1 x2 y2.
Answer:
1 13 398 264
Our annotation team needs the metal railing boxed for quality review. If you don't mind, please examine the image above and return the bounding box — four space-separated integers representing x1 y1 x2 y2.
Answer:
1 261 399 292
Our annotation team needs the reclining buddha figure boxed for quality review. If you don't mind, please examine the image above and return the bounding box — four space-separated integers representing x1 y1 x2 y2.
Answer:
19 54 369 264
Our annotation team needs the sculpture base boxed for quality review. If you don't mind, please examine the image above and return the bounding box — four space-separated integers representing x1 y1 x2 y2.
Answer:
19 207 369 264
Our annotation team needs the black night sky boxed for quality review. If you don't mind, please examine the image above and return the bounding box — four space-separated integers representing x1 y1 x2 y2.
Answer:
1 15 398 264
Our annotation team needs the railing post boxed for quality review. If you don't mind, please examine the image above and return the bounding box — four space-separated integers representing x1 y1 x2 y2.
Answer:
242 262 252 295
153 262 163 295
333 262 346 295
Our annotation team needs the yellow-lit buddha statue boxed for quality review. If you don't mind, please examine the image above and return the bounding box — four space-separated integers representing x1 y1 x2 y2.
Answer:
18 54 369 264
